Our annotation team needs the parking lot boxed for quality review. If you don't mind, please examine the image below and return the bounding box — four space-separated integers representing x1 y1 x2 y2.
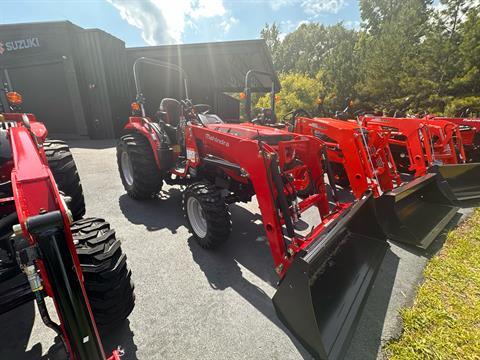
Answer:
0 140 470 360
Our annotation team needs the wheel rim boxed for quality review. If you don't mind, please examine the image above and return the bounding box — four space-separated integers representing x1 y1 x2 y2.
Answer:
187 197 207 238
121 151 134 186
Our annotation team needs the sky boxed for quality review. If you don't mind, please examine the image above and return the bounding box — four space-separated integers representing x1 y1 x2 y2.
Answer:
0 0 362 47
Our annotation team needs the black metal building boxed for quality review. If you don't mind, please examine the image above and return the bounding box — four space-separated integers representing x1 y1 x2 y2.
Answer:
0 21 278 138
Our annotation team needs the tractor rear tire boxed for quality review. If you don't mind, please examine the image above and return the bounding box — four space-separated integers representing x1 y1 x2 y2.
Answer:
183 181 231 249
117 133 162 199
44 140 86 220
71 217 135 328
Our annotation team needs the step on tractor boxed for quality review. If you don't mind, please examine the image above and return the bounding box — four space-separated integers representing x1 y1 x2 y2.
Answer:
282 111 459 249
0 89 135 360
424 114 480 162
117 58 389 359
361 115 480 208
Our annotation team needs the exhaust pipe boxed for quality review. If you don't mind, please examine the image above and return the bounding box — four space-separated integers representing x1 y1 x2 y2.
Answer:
273 194 388 359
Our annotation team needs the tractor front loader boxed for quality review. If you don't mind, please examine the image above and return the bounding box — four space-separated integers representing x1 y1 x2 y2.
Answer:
424 114 480 163
283 112 458 249
240 72 459 249
116 58 389 359
0 91 134 359
361 115 480 208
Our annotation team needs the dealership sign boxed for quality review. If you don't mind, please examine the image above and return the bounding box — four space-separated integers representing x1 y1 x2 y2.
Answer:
0 37 40 55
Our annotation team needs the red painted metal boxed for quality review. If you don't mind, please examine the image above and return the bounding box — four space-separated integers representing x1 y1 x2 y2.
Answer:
1 112 119 360
186 123 333 277
293 116 401 198
425 115 480 161
361 116 466 177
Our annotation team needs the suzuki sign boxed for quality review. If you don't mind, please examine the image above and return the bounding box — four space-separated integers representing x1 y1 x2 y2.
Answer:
0 37 40 55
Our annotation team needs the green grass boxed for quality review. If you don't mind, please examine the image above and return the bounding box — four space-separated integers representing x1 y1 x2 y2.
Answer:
386 209 480 360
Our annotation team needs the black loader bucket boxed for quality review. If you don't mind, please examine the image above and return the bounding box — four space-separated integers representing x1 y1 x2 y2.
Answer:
431 164 480 208
273 193 388 360
375 173 459 249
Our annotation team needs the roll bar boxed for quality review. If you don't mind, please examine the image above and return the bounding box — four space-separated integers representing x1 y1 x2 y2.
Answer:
244 70 277 121
133 57 190 117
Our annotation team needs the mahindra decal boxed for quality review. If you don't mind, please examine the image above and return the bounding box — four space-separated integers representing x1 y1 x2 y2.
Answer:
205 133 230 147
0 37 40 55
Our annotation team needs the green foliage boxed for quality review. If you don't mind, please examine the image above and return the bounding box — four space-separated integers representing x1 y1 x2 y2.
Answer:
259 0 480 117
386 209 480 360
256 73 323 119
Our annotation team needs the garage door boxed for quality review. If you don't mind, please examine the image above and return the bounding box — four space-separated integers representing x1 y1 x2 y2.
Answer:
3 61 77 134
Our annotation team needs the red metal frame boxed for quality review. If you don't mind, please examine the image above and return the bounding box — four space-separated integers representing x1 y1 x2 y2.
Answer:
361 116 466 177
293 116 401 198
1 113 120 360
425 115 480 160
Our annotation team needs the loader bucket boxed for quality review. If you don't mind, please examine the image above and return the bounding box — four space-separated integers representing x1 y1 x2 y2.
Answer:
431 164 480 208
273 194 388 360
375 173 459 249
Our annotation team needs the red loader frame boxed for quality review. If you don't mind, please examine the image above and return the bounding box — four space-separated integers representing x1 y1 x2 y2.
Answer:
293 116 401 198
0 111 121 359
288 113 459 249
362 115 480 208
425 115 480 162
360 116 465 176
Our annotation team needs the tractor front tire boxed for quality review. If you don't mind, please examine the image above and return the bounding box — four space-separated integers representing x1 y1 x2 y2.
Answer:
183 182 231 249
71 217 135 328
44 140 86 220
117 133 162 199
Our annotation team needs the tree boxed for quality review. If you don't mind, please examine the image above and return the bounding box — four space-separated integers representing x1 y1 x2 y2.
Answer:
260 23 282 69
256 73 324 119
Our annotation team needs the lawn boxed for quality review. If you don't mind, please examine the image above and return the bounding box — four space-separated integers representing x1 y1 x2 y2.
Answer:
386 209 480 360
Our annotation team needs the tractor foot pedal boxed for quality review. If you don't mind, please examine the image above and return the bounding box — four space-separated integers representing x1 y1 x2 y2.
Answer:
293 219 309 231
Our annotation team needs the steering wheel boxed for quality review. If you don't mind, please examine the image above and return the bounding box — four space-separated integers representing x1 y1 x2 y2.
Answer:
283 109 312 125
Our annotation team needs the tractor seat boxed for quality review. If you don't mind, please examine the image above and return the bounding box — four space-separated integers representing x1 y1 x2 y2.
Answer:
158 98 181 143
159 98 181 127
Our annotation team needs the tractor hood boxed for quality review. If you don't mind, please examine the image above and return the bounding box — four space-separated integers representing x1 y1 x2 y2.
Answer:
208 123 295 145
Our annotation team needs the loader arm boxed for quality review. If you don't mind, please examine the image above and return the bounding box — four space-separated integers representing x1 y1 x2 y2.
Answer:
294 116 400 197
362 116 433 176
185 124 389 359
9 126 118 360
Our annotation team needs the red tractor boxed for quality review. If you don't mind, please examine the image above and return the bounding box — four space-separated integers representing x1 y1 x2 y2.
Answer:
360 115 480 208
424 114 480 162
240 73 461 249
116 58 388 359
0 89 135 359
282 111 459 249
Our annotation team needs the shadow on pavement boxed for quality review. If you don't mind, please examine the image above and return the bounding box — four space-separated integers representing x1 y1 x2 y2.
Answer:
189 203 399 360
67 139 116 150
0 301 138 359
346 249 400 360
118 187 185 233
101 320 138 360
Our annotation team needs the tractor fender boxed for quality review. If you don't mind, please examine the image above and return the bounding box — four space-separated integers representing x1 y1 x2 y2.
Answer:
124 117 163 169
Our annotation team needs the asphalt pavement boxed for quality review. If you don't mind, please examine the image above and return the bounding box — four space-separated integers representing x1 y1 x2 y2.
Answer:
0 139 472 359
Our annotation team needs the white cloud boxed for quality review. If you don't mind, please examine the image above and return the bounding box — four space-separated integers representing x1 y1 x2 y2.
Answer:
279 20 310 41
269 0 346 14
219 16 239 33
270 0 295 11
107 0 228 45
301 0 346 15
343 20 360 30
